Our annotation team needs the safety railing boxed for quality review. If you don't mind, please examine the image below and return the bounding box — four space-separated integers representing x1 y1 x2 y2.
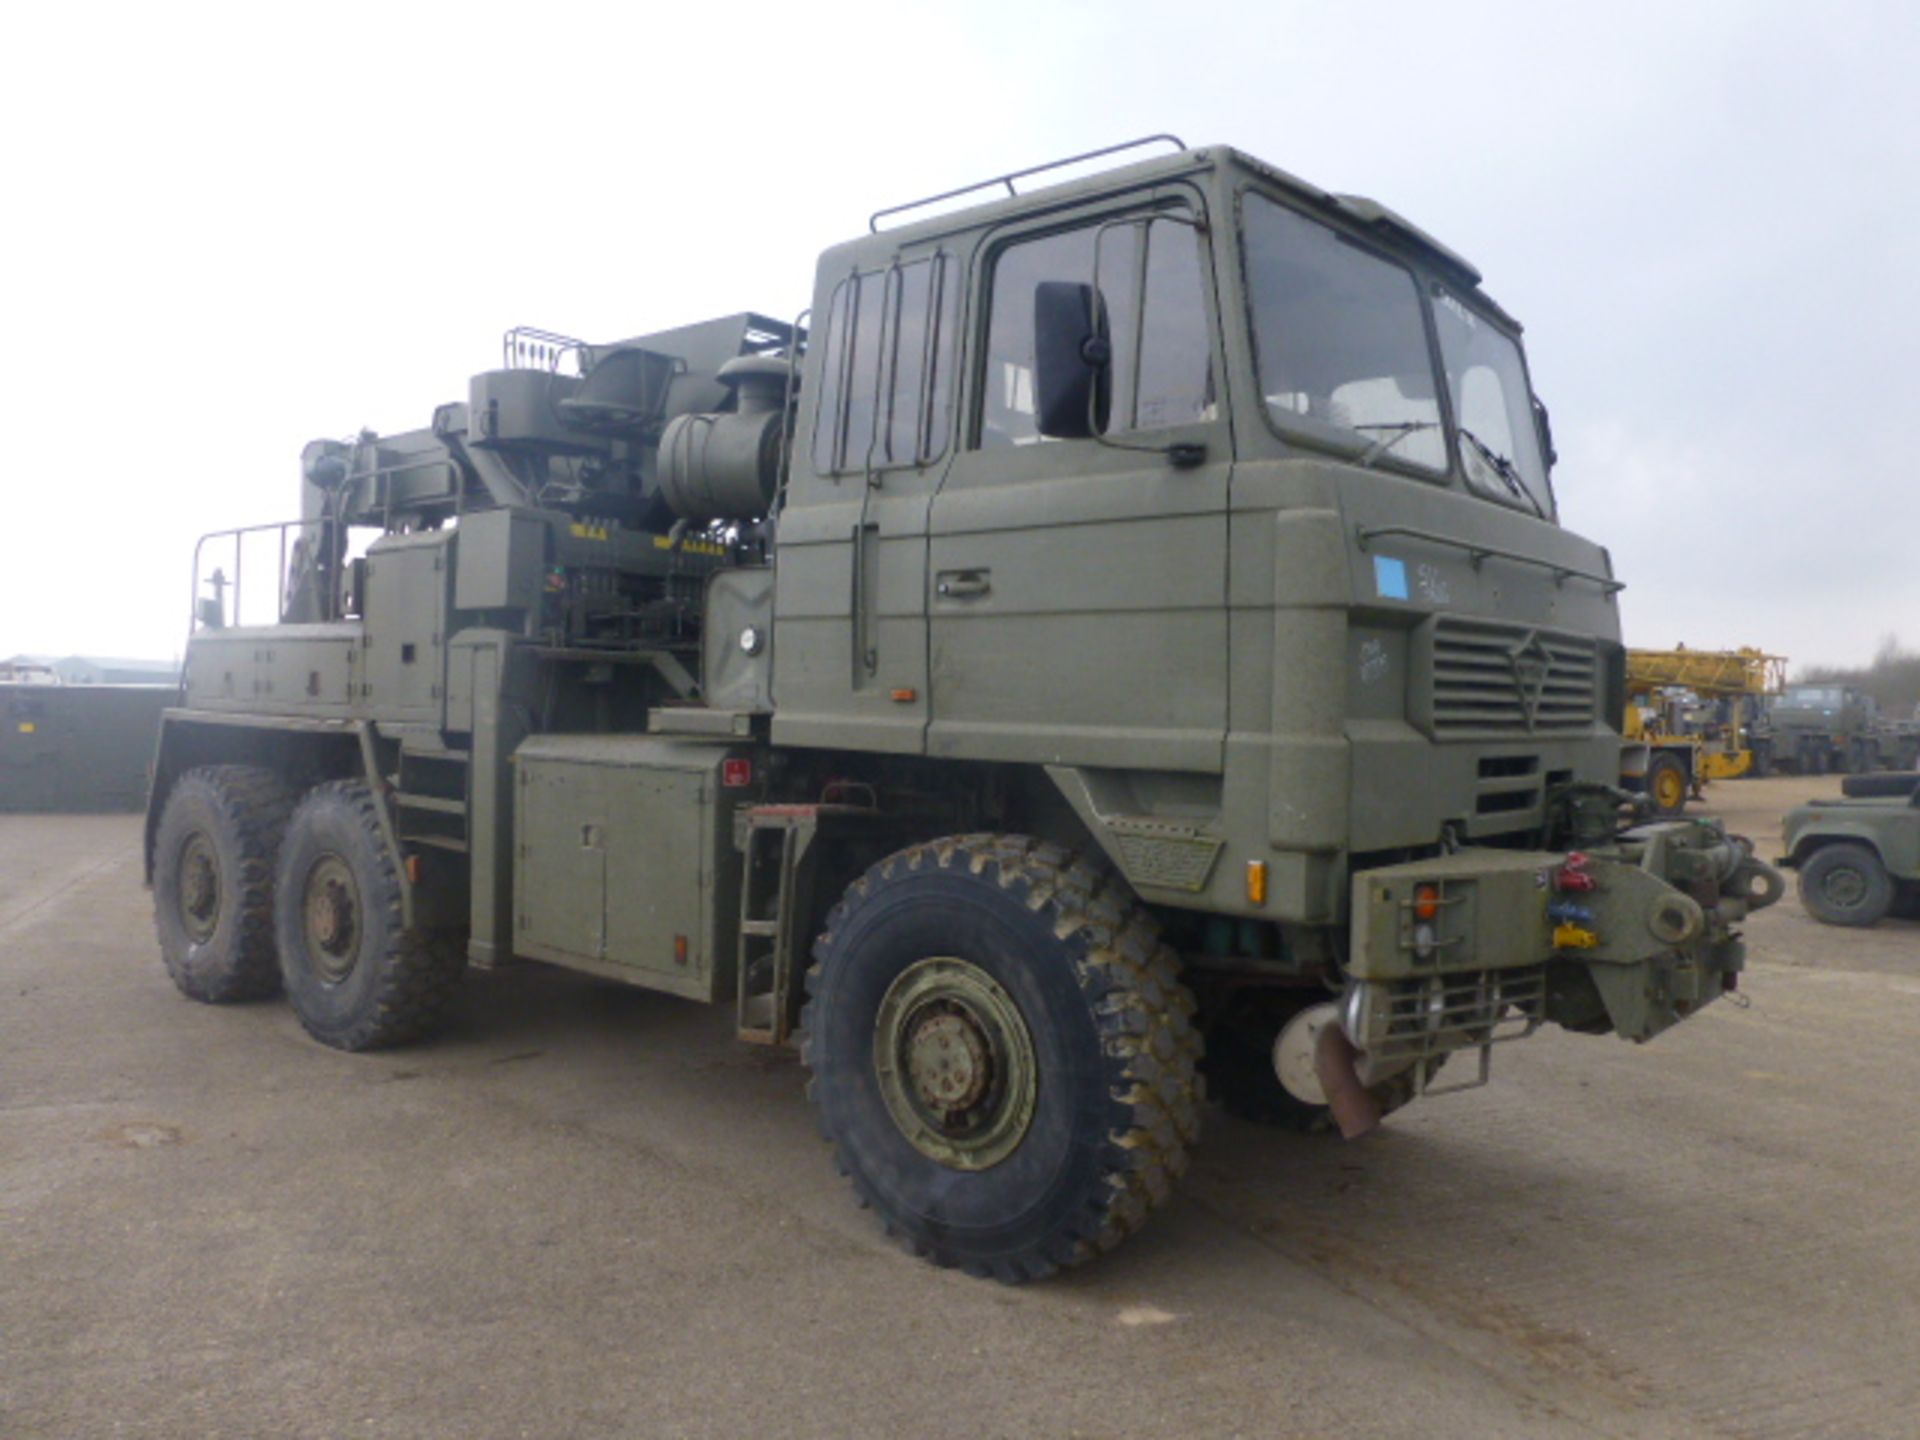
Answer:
869 135 1188 232
189 519 335 636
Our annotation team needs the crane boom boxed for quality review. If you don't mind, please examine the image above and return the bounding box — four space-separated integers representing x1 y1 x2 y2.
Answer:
1625 646 1787 697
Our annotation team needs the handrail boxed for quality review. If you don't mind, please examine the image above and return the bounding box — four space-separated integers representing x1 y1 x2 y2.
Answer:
869 135 1188 233
189 518 331 639
1353 524 1625 594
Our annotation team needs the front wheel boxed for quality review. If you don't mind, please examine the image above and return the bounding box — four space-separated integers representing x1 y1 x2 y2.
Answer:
802 835 1201 1281
274 781 465 1050
1798 842 1894 927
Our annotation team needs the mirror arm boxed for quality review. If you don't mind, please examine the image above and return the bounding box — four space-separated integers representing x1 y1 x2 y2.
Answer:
1083 210 1211 469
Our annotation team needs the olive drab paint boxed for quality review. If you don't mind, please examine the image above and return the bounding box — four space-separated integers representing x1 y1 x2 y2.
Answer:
144 140 1783 1274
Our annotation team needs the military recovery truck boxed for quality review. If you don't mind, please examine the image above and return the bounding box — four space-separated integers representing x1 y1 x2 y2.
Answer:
146 138 1783 1280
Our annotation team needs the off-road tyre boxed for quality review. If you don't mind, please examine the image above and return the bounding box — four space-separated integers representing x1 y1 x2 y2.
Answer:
1644 751 1690 819
1205 988 1433 1133
274 781 465 1050
1839 771 1920 800
152 764 296 1003
801 834 1201 1282
1798 842 1895 928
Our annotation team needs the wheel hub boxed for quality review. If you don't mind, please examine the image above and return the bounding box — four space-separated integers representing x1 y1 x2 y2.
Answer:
1821 866 1868 908
873 957 1037 1171
178 834 220 942
905 1010 994 1113
303 855 361 983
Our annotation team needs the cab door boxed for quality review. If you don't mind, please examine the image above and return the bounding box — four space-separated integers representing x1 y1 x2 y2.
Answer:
771 245 959 754
927 189 1231 773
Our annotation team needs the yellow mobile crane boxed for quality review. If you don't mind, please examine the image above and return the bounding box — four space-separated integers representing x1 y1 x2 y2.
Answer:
1622 646 1787 816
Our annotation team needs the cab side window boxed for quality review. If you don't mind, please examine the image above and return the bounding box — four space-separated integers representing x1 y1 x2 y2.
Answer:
811 255 957 475
978 212 1212 449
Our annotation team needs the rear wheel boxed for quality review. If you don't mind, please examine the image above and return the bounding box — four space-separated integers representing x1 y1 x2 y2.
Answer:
1798 842 1895 927
803 835 1201 1281
152 765 295 1002
1645 751 1690 818
274 781 465 1050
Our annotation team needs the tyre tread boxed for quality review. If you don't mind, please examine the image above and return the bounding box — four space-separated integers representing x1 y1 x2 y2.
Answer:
154 764 296 1003
280 781 464 1050
801 832 1201 1281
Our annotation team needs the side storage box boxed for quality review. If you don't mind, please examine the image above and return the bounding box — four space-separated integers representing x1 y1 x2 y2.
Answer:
512 734 748 1002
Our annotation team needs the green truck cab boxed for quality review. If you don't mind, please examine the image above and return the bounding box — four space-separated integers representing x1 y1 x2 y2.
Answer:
145 139 1781 1279
1780 771 1920 926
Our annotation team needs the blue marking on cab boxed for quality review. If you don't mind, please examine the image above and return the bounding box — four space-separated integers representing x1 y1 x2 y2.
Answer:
1373 555 1409 601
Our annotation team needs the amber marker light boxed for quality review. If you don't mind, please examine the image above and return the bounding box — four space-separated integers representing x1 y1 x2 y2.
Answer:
890 688 918 703
1246 860 1268 906
1415 883 1441 921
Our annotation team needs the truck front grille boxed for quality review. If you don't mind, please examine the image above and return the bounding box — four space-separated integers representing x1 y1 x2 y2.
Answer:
1421 617 1597 738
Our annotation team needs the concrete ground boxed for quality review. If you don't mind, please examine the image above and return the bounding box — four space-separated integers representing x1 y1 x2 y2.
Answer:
3 777 1916 1438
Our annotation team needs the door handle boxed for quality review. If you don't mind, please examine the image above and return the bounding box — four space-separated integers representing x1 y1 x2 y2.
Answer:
935 569 992 600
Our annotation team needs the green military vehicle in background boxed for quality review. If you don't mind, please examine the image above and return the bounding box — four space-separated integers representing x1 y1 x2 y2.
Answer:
1780 771 1920 926
145 138 1782 1280
1754 683 1915 774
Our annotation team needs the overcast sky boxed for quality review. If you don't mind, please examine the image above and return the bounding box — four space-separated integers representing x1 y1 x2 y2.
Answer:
3 0 1913 671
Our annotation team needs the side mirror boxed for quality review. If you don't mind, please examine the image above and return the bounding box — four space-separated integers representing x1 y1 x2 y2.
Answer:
196 596 225 631
1033 282 1112 439
1532 394 1558 469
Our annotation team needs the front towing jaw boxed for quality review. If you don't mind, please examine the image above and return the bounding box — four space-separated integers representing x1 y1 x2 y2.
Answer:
1333 820 1783 1106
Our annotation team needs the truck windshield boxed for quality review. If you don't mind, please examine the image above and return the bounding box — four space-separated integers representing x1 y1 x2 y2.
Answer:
1431 288 1553 518
1241 193 1446 473
1242 192 1557 520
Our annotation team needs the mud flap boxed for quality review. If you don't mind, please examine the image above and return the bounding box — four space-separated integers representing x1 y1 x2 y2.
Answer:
1312 1021 1382 1139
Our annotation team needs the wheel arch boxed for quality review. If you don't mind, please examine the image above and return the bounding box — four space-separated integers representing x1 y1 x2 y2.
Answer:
1786 826 1888 871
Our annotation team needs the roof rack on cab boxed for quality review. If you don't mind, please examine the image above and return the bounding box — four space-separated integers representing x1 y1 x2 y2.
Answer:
868 134 1188 233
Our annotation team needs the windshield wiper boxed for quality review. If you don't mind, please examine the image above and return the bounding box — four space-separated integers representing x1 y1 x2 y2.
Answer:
1354 420 1441 468
1458 426 1545 518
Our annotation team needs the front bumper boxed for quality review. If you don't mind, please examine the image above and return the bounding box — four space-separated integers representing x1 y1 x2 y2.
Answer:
1341 819 1782 1083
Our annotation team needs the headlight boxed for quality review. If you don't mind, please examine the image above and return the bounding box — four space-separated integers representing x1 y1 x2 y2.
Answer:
1413 920 1437 961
